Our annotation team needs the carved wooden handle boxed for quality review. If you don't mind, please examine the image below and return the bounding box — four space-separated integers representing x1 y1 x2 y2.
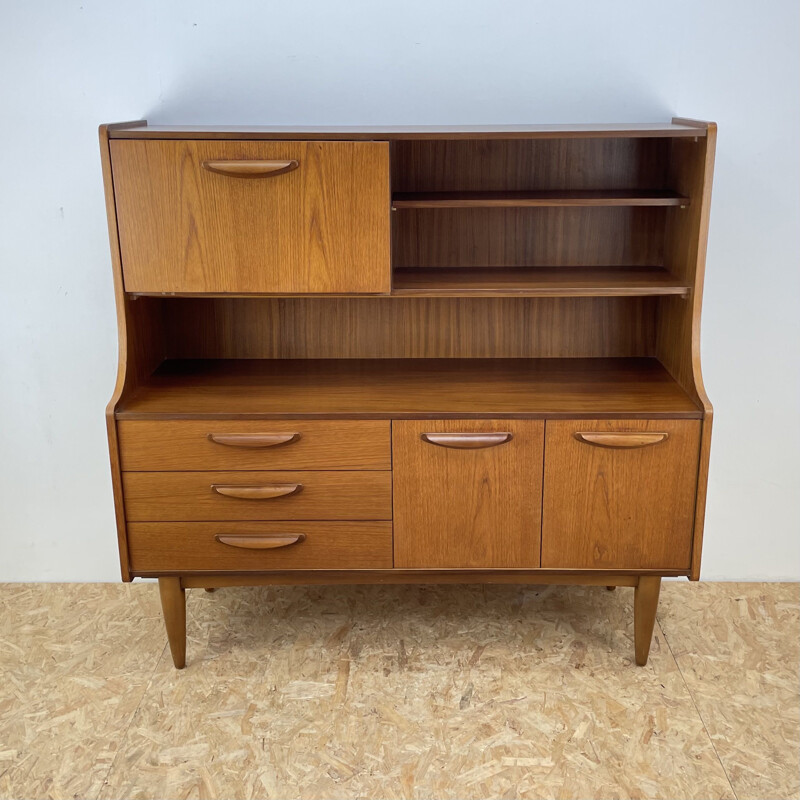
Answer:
208 432 301 448
215 533 306 549
201 159 299 178
211 483 302 499
574 432 669 449
420 432 513 449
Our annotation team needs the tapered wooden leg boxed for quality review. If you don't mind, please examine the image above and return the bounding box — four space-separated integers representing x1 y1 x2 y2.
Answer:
158 577 186 669
634 576 661 666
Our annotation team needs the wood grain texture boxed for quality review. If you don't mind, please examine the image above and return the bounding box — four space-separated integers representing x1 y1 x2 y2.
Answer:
656 124 717 407
122 470 392 522
634 575 662 666
118 419 391 470
158 577 185 669
391 138 671 193
115 358 702 420
110 139 390 294
129 521 393 572
393 420 544 569
106 122 709 139
391 267 689 297
541 419 701 570
660 118 718 581
99 122 155 582
162 297 657 359
392 207 665 269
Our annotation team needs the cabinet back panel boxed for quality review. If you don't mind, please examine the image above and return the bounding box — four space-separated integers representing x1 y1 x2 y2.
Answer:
162 296 655 359
392 207 665 268
391 138 670 192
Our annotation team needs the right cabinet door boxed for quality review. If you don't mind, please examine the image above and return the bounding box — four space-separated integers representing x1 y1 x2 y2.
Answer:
542 420 701 570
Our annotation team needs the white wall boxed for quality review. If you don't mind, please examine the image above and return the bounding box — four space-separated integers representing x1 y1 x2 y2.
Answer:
1 0 798 581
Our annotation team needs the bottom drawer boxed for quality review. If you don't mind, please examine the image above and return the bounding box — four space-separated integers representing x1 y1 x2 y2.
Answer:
127 521 393 572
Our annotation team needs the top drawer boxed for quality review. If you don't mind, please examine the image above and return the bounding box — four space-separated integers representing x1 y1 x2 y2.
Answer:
110 140 391 294
118 420 391 471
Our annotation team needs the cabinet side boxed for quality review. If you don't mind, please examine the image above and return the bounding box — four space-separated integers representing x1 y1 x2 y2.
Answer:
100 121 161 581
657 118 717 580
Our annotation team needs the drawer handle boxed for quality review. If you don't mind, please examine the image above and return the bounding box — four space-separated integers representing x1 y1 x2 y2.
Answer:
201 159 299 179
574 432 669 449
215 533 306 550
421 432 513 449
208 432 301 448
211 483 302 499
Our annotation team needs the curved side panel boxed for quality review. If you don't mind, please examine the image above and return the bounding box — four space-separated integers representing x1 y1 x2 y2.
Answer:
658 118 717 579
100 121 149 581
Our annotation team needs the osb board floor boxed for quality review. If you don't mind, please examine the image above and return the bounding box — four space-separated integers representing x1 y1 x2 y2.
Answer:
0 583 797 800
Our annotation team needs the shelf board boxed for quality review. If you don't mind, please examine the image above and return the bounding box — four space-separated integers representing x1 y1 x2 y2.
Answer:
116 358 702 420
391 267 690 298
391 190 689 209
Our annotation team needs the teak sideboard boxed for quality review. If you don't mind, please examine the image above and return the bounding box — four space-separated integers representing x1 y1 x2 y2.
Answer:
100 119 716 668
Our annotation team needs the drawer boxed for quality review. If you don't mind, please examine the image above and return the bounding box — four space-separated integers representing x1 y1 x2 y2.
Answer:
123 471 392 522
542 419 701 570
118 420 391 471
110 139 390 294
127 521 393 572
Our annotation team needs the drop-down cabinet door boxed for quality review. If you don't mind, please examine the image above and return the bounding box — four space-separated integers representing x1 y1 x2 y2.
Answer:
541 420 701 570
393 420 544 569
110 139 391 294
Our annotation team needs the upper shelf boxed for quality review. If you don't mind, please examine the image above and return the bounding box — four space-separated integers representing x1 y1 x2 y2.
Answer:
391 190 690 209
106 122 709 140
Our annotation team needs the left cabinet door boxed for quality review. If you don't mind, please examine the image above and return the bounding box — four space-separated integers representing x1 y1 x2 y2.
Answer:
393 420 544 569
110 139 391 294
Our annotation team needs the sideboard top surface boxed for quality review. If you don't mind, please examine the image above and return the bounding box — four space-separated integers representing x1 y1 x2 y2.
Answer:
106 122 709 140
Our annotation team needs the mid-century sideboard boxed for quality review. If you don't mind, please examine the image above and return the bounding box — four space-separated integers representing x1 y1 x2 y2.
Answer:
99 119 715 668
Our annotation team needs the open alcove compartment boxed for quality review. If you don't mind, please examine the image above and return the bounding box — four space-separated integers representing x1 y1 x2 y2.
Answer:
115 127 708 421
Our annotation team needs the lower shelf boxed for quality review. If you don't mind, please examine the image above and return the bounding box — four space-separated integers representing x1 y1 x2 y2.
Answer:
116 357 702 419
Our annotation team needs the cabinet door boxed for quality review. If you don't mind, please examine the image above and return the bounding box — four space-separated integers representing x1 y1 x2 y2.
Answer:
111 139 390 294
393 420 544 568
542 420 701 570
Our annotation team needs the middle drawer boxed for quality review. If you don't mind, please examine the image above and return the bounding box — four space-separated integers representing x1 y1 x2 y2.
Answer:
123 471 392 521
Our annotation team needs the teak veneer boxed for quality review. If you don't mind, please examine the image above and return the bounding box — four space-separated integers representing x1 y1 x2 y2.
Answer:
100 119 716 668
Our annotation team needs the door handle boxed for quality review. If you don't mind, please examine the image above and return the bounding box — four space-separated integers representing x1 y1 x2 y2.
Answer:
573 432 669 449
420 432 513 449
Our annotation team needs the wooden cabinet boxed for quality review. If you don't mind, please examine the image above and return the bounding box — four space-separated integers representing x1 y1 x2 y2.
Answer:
110 139 390 294
393 420 543 568
541 420 701 570
100 120 716 668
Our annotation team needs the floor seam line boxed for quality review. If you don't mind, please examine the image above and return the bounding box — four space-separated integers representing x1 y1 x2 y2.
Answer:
94 636 169 800
658 613 740 800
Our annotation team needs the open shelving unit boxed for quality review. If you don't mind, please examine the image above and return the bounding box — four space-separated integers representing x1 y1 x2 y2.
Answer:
106 122 715 424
